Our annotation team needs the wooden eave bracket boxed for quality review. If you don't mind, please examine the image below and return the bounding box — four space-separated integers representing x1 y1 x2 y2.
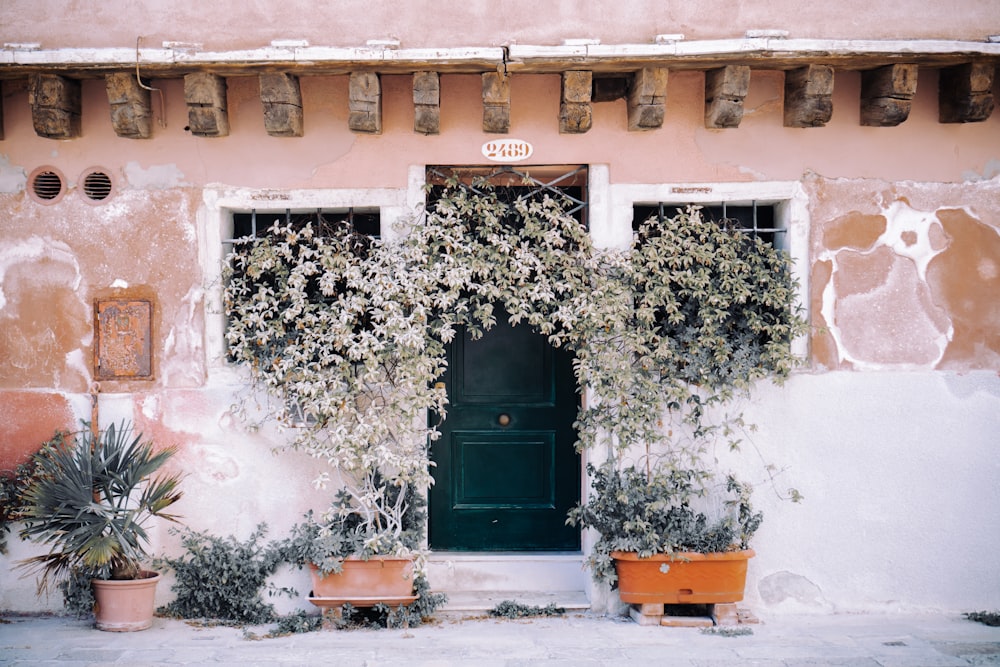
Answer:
860 64 918 127
260 72 303 137
705 65 750 129
105 72 152 139
783 64 835 128
184 72 229 137
938 62 995 123
349 71 381 134
482 71 510 133
627 67 668 131
413 71 440 135
29 73 81 139
560 70 593 134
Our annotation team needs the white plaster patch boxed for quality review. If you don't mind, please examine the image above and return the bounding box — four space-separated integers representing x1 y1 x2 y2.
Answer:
64 348 91 386
0 236 81 311
141 394 160 420
977 257 998 281
110 278 130 289
873 199 948 281
0 154 27 193
124 161 188 190
160 286 206 386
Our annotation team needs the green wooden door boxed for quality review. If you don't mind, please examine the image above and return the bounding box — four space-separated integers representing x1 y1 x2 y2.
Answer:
429 316 581 551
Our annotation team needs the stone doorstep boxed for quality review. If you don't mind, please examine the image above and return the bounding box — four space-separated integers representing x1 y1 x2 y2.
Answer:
627 603 760 628
426 552 588 592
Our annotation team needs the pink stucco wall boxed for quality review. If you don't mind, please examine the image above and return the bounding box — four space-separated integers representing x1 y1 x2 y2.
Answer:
3 0 999 49
1 4 999 615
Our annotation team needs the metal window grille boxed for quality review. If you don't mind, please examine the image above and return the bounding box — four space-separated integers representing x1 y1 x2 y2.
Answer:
225 207 381 245
633 201 784 248
427 165 589 226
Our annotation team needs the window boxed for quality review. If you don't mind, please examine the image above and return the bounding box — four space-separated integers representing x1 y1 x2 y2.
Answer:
427 165 588 228
227 207 381 243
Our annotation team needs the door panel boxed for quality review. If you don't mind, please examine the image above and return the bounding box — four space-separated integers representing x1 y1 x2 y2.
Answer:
430 316 580 551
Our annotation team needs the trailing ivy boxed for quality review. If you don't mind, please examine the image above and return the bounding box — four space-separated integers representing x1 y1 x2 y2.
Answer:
489 600 566 618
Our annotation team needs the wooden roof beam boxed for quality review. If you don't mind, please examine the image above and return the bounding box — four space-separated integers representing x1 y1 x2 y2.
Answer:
482 71 510 133
627 67 668 131
705 65 750 129
783 64 834 128
560 70 593 134
939 62 995 123
106 72 152 139
413 71 440 135
184 72 229 137
260 72 303 137
860 64 918 127
349 71 381 134
29 73 81 139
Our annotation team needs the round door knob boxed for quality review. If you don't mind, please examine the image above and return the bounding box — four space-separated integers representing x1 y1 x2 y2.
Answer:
497 413 511 426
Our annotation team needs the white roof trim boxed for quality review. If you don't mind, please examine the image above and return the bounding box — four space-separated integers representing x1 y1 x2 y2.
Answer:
1 38 997 68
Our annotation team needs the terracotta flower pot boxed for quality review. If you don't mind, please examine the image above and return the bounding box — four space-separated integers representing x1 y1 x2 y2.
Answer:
91 571 161 632
309 557 415 602
612 549 754 605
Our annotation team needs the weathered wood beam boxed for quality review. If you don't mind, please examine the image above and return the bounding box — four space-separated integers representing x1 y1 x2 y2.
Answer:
860 64 918 127
939 62 995 123
783 64 834 128
413 71 440 135
105 72 152 139
0 81 4 140
260 73 303 137
560 70 593 134
184 72 229 137
704 65 750 129
627 67 668 131
482 71 510 133
349 72 382 134
29 74 81 139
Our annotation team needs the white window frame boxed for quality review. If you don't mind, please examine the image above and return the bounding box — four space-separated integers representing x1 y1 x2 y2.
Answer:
199 185 412 381
599 179 811 360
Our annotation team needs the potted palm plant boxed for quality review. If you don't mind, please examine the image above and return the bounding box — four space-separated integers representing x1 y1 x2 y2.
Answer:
18 422 183 631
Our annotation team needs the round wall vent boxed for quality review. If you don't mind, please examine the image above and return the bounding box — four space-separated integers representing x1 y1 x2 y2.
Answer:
28 166 66 204
80 168 114 203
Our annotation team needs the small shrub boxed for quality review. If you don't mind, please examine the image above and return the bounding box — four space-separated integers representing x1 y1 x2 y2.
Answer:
269 610 323 636
964 610 1000 627
489 600 565 618
156 524 292 624
701 625 753 637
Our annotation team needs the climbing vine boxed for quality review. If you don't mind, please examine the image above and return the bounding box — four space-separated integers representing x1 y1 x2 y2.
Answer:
224 174 805 573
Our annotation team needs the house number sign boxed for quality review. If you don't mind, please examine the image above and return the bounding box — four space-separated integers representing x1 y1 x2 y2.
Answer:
482 138 533 163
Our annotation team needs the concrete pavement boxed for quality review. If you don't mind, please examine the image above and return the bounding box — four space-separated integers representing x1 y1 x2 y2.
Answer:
2 610 1000 666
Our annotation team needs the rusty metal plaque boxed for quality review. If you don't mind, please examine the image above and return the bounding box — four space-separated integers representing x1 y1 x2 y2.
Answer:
94 299 152 379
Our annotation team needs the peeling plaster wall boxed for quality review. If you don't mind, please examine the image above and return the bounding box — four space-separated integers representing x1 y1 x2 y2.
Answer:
809 178 1000 371
1 35 999 615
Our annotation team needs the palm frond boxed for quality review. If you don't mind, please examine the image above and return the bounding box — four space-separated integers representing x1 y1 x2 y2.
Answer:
17 422 183 591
